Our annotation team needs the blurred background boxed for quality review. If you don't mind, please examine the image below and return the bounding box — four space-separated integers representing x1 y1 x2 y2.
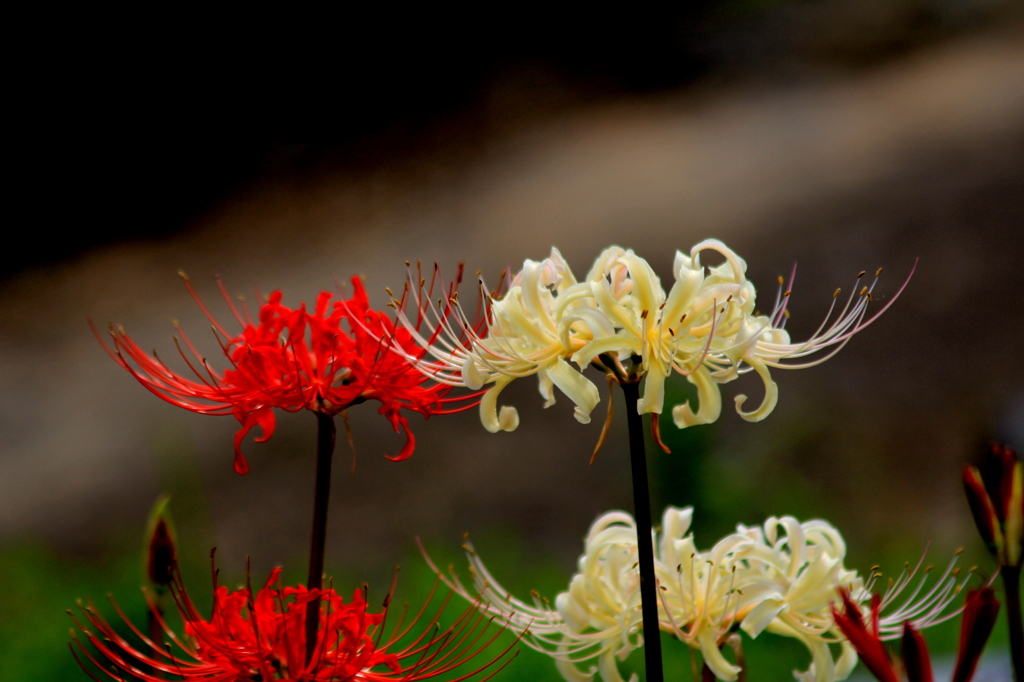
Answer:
3 1 1023 679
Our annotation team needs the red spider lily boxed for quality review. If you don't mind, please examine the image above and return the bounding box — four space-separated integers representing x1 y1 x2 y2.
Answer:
96 274 479 474
70 563 519 682
832 587 1000 682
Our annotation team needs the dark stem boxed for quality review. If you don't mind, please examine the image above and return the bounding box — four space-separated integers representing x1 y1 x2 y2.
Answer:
1004 564 1023 681
305 412 337 665
620 381 664 682
146 588 167 680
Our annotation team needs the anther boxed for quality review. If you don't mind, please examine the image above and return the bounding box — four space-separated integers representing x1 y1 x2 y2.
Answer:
859 286 869 296
177 269 190 281
405 260 410 266
641 310 648 319
857 271 866 278
783 291 791 297
833 288 841 298
955 548 964 555
875 267 883 276
778 276 784 286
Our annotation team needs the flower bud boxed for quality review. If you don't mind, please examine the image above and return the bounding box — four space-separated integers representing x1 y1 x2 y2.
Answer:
951 588 1000 682
963 443 1023 567
143 494 177 587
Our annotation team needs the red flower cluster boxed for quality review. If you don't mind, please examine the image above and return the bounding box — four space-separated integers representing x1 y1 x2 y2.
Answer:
98 275 476 474
832 587 999 682
71 567 516 682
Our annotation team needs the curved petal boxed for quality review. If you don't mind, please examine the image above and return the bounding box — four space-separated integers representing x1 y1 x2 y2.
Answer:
598 647 633 682
462 354 487 391
733 358 778 423
661 268 703 334
698 628 740 681
538 369 556 408
637 367 666 416
618 252 664 315
671 366 722 428
521 259 558 334
572 332 639 369
741 598 785 638
384 414 416 462
691 239 747 281
547 357 601 424
558 308 617 348
585 246 627 283
555 652 596 682
479 377 520 433
591 279 640 338
833 641 858 681
231 408 276 475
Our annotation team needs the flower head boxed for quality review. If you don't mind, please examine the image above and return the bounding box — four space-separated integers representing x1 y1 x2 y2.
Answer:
394 242 912 441
97 274 472 474
70 563 517 682
963 443 1024 568
424 506 970 682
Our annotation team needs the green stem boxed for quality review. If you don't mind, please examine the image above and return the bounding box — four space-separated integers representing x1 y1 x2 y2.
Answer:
305 412 337 666
620 381 664 682
1004 564 1023 681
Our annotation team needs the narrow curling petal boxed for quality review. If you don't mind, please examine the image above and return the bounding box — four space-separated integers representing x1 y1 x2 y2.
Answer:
672 366 722 428
547 357 601 425
479 377 520 433
698 629 740 682
733 358 779 423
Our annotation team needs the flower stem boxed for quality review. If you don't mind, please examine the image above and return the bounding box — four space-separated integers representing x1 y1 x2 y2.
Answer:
1003 564 1023 681
620 381 664 682
305 411 337 665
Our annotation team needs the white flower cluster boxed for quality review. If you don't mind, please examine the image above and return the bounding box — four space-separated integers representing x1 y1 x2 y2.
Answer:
396 241 908 435
425 507 970 682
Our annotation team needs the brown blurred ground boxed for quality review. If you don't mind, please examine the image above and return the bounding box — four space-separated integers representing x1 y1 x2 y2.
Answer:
2 4 1024 582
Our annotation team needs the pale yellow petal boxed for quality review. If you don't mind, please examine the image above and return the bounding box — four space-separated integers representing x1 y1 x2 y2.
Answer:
733 358 779 422
479 377 519 433
672 366 722 428
548 357 601 424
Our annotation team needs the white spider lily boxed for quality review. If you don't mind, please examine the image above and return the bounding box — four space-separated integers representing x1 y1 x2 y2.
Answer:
574 240 914 433
390 242 912 439
390 249 623 433
422 507 970 682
